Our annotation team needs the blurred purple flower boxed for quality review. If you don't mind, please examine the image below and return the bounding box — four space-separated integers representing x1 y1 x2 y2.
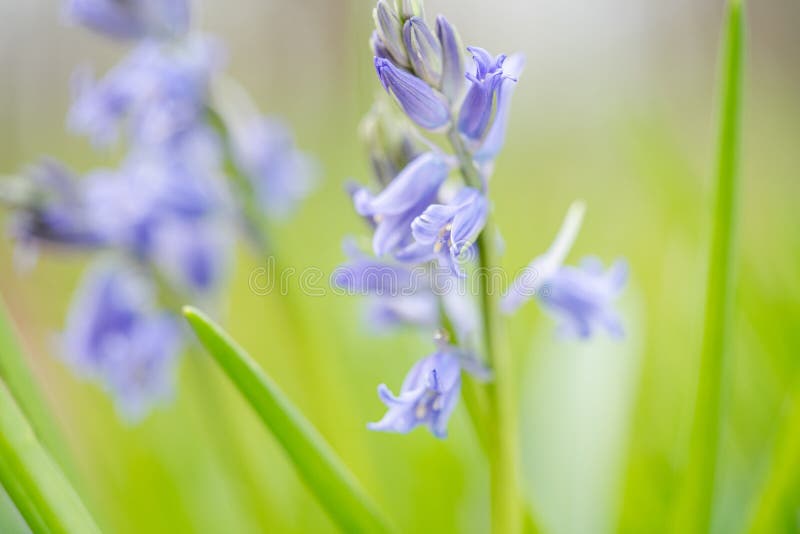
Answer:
69 37 223 148
8 160 109 264
64 0 190 41
62 263 182 421
501 201 585 314
233 117 318 220
82 145 231 293
540 257 628 339
334 239 438 331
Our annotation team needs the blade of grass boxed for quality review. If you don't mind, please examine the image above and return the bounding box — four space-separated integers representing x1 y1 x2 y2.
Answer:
182 306 395 534
675 1 745 531
0 298 67 466
0 379 100 534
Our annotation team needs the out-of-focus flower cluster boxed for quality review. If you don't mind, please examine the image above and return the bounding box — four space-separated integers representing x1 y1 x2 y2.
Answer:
336 0 627 438
0 0 317 421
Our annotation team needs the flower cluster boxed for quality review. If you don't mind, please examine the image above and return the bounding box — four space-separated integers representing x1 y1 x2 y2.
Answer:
337 0 627 438
1 0 317 420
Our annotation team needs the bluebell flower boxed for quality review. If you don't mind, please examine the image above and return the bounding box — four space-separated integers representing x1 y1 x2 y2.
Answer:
374 57 450 131
81 142 232 294
473 54 525 163
396 187 488 276
435 15 466 103
368 348 462 438
540 258 628 339
402 17 442 87
69 37 222 148
353 152 450 257
232 117 318 220
8 160 109 257
502 201 585 314
457 47 516 142
64 0 189 41
62 262 182 421
334 239 438 331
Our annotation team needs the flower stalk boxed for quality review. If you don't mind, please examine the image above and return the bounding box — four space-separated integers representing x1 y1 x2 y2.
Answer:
448 126 521 534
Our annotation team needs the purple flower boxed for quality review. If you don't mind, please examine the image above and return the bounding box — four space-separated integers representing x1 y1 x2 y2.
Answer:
374 57 450 131
69 38 223 148
62 263 182 421
400 187 488 276
333 239 438 331
353 152 450 257
540 258 628 339
232 117 318 220
81 142 232 294
369 348 462 438
8 160 109 257
473 54 525 162
502 201 585 314
64 0 190 41
457 47 516 142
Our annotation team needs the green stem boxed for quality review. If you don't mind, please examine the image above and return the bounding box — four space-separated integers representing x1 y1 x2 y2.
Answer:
447 128 522 534
677 1 744 531
438 300 491 455
0 380 100 534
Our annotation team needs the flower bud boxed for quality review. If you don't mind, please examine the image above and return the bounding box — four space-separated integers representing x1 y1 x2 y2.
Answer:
375 57 450 131
435 15 466 103
403 17 442 87
394 0 425 20
373 0 410 67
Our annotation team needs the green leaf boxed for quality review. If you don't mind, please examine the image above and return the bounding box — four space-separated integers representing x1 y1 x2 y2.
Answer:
676 0 745 531
0 379 101 534
0 298 67 465
182 306 395 534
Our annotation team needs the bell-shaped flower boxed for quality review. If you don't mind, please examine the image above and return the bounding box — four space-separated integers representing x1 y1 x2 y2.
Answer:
398 187 487 276
232 116 318 220
502 201 585 314
353 152 449 257
64 0 190 41
473 54 525 163
7 160 109 258
374 57 450 131
62 262 182 421
457 47 511 141
368 348 463 438
540 258 628 339
69 37 222 148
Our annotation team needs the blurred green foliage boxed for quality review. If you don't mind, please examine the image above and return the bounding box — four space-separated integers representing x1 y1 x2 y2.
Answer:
0 0 798 533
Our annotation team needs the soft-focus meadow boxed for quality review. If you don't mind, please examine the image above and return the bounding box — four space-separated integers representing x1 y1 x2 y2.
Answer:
0 0 798 533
